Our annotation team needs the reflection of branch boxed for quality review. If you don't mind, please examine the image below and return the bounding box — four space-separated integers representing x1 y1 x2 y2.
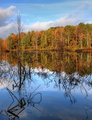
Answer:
27 86 42 112
7 101 25 119
28 85 41 99
5 86 42 119
65 91 76 104
84 107 89 120
0 110 3 114
28 92 42 104
6 88 26 119
79 83 88 97
6 88 19 103
27 92 42 113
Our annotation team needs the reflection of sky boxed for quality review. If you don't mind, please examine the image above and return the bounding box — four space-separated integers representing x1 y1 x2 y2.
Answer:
0 89 92 120
0 61 92 95
31 91 92 120
0 61 92 120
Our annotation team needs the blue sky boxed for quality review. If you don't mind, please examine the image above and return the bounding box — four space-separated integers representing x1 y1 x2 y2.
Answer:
0 0 69 4
0 0 92 38
0 0 92 24
0 0 76 24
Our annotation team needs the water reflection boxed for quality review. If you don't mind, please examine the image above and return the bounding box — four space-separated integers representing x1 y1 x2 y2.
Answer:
0 87 42 120
0 51 92 120
0 51 92 75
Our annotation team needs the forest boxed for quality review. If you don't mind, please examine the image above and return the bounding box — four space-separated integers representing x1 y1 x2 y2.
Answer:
0 23 92 52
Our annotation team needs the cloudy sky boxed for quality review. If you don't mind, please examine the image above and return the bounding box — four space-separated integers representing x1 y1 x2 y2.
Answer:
0 0 92 39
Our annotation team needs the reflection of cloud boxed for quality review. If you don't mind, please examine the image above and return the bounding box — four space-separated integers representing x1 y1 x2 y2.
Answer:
0 61 17 90
0 80 14 89
33 67 53 74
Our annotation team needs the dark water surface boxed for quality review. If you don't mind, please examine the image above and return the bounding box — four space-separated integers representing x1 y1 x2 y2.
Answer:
0 51 92 120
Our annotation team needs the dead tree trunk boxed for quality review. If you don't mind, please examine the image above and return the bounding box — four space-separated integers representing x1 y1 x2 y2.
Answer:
17 14 22 90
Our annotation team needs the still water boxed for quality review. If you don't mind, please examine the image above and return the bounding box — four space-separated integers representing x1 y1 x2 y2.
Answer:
0 51 92 120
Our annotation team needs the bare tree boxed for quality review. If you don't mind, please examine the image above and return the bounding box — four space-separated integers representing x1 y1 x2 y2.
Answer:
17 14 22 90
17 14 22 56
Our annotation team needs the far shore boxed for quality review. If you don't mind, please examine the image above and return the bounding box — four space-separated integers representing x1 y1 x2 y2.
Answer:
64 48 92 53
1 47 92 53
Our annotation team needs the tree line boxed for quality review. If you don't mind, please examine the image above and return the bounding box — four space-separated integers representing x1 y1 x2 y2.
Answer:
0 23 92 51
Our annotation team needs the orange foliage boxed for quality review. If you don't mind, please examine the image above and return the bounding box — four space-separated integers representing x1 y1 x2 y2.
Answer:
3 39 7 49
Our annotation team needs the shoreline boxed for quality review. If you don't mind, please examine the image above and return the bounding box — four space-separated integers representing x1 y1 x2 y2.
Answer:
1 48 92 53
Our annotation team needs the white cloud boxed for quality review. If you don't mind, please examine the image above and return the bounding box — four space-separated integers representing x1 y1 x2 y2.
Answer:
0 6 17 27
0 22 17 39
0 4 91 39
0 14 87 39
23 3 91 32
25 15 86 32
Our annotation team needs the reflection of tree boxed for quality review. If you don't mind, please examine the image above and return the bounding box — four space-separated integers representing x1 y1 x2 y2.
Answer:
1 51 92 76
0 57 92 102
56 72 89 103
31 65 91 105
0 51 92 119
17 14 23 91
38 70 91 104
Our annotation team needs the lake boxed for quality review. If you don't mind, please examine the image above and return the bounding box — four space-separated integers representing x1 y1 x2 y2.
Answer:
0 51 92 120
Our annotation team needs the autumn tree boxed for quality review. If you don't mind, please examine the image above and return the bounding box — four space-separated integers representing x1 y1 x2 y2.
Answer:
0 38 3 51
